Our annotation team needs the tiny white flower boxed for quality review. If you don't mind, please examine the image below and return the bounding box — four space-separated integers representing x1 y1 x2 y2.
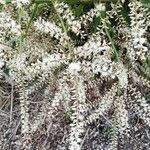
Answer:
139 37 146 44
117 69 128 88
0 60 4 68
0 44 4 50
139 28 145 36
121 0 125 3
68 62 81 74
12 0 30 7
95 3 106 12
0 0 5 4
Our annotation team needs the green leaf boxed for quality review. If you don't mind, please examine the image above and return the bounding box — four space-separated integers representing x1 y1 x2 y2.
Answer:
34 0 50 4
140 0 150 3
73 4 83 16
140 0 150 8
59 0 80 4
5 0 12 3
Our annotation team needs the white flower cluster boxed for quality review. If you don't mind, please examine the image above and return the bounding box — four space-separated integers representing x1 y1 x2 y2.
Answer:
75 35 110 59
80 8 100 26
41 53 67 70
0 44 4 70
129 1 148 60
68 62 81 74
9 52 27 72
12 0 30 7
114 96 129 136
115 64 128 88
31 107 45 133
90 48 113 77
129 71 150 88
54 2 83 36
0 12 21 36
25 53 67 80
137 97 150 125
87 84 118 124
31 75 71 133
92 56 113 76
51 76 71 108
128 85 150 126
81 60 93 79
69 75 86 150
108 129 118 150
34 17 69 46
54 2 105 37
19 87 30 135
0 0 5 4
8 51 68 81
95 3 106 12
34 17 62 37
7 52 28 82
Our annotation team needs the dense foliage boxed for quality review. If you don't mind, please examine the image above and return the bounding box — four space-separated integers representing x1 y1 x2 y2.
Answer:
0 0 150 150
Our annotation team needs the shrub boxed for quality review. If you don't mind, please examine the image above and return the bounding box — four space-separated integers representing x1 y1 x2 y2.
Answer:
0 0 150 149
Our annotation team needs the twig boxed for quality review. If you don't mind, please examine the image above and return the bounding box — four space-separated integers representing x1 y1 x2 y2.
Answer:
9 84 14 123
0 71 15 123
80 127 90 149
